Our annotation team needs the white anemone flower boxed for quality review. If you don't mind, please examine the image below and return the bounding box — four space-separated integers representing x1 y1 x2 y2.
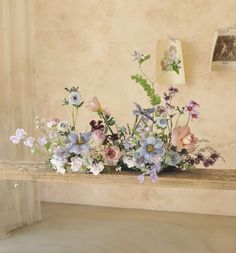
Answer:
57 121 69 132
50 157 66 174
68 91 81 105
156 117 167 128
123 156 136 168
71 157 83 172
89 162 104 175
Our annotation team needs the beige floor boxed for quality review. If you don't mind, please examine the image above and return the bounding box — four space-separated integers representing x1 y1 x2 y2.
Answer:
0 203 236 253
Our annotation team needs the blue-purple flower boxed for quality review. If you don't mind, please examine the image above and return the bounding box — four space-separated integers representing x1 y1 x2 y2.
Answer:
67 132 91 155
137 137 165 161
165 151 181 166
133 103 154 122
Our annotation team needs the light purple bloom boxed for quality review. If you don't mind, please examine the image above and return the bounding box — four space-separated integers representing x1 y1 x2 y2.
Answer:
67 132 91 155
133 103 154 122
150 171 158 183
186 100 200 120
186 100 199 112
48 131 57 139
137 137 165 161
10 128 27 144
10 135 20 144
23 137 35 148
53 146 68 159
138 174 145 183
151 163 161 173
191 110 200 119
38 136 48 146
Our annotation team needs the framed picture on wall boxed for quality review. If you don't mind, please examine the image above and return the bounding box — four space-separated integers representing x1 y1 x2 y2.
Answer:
211 28 236 71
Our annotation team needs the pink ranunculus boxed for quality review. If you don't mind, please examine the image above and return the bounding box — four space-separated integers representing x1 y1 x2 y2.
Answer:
104 146 121 165
86 97 111 116
92 129 106 144
171 126 197 153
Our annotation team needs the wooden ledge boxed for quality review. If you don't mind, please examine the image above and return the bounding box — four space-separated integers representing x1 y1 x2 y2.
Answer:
0 161 236 190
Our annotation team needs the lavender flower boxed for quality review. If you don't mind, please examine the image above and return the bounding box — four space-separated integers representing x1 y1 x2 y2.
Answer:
23 137 35 148
67 132 91 155
10 128 27 144
38 136 48 146
186 100 200 120
138 174 145 183
133 103 154 122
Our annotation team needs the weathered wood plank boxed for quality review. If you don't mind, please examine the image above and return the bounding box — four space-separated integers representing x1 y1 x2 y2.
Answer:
0 161 236 190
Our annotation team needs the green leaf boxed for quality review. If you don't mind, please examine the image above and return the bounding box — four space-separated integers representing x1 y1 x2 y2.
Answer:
131 74 161 106
44 142 51 150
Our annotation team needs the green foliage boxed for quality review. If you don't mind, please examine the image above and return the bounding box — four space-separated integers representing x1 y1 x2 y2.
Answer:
170 59 181 75
139 54 151 64
131 74 161 106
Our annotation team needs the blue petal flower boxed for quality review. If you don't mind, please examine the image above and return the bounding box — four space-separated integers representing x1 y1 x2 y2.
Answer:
138 136 165 162
68 132 91 155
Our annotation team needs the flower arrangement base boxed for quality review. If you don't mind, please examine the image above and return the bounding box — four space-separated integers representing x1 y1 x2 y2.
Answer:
103 165 118 174
1 162 236 217
160 166 182 174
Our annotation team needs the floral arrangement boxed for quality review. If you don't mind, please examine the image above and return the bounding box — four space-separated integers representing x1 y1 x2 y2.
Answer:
10 48 221 182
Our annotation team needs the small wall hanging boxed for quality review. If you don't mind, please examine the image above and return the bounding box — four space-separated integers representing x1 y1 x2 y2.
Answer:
211 27 236 71
156 37 185 85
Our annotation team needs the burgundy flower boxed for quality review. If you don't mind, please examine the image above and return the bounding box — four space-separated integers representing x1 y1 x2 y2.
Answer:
89 120 104 132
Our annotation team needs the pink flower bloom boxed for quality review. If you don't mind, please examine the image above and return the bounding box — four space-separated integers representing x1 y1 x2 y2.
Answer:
104 146 121 165
92 129 106 144
191 110 200 119
47 118 60 128
86 97 111 116
171 126 197 153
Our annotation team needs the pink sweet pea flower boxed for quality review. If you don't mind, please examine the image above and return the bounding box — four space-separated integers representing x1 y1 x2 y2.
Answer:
92 129 106 144
171 126 197 153
47 118 60 128
86 97 111 116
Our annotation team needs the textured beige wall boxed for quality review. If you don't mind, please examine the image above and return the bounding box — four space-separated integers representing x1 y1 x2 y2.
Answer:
34 0 236 169
1 0 236 169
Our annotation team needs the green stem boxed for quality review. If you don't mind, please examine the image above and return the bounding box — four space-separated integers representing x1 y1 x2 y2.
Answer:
139 64 153 86
175 112 181 127
74 107 78 129
72 106 75 130
100 113 114 135
186 113 190 126
131 115 138 136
